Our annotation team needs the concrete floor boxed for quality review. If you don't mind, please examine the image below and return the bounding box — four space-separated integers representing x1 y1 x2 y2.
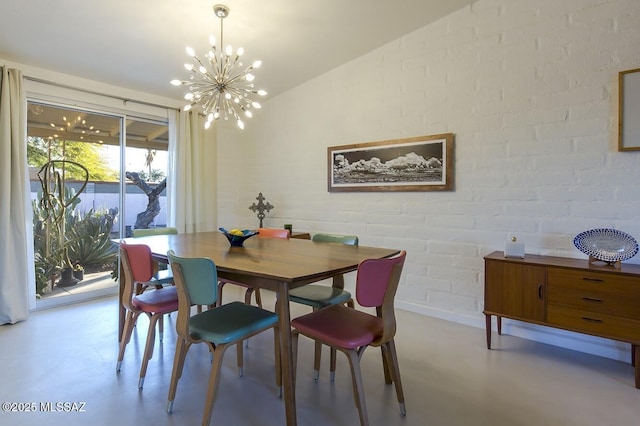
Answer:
1 288 640 426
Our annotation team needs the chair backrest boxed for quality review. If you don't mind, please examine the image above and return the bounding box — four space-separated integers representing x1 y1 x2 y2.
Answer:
119 242 155 309
257 228 290 239
355 251 406 345
356 251 406 308
132 227 178 237
312 233 359 246
167 250 218 307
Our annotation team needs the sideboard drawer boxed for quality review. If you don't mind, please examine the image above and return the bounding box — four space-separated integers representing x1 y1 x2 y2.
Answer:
547 305 640 343
548 268 640 296
547 285 640 319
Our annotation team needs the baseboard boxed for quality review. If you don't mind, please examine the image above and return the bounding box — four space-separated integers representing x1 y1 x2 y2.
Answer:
395 300 632 363
34 286 118 311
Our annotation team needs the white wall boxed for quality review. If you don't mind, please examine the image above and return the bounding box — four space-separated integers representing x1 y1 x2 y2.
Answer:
217 0 640 360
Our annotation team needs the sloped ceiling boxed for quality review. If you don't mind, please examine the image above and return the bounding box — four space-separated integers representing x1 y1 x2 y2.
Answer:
0 0 476 101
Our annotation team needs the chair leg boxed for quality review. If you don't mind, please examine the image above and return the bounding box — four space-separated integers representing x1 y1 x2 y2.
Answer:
345 348 369 426
254 289 263 308
313 340 322 381
216 282 224 307
274 326 282 396
167 338 191 414
236 341 244 377
291 331 299 388
202 344 229 426
116 311 140 372
159 313 164 341
138 313 160 389
330 347 337 382
383 340 406 416
381 347 392 384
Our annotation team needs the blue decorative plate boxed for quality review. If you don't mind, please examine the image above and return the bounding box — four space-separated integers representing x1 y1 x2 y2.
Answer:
573 228 639 263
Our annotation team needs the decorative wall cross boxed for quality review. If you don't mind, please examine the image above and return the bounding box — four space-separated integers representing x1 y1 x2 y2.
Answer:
248 192 274 228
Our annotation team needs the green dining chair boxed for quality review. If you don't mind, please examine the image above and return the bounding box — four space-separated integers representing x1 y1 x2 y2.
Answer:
166 250 281 426
288 232 358 381
133 227 178 290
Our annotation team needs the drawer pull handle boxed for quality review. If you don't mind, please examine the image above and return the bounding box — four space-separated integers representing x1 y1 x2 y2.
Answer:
581 277 604 283
538 284 543 300
581 297 603 303
581 317 603 323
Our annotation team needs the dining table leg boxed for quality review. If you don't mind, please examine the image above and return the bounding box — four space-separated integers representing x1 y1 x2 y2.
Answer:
276 281 297 426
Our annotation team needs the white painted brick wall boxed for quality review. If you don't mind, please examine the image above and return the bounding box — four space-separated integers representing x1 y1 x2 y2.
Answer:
217 0 640 360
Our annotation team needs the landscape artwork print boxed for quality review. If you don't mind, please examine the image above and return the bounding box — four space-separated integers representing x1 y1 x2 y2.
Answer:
327 133 454 192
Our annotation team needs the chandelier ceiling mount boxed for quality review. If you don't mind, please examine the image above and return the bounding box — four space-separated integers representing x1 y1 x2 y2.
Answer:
171 4 267 130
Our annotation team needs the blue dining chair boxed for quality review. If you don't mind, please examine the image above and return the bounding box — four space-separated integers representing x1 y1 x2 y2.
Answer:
166 250 281 425
292 251 407 426
288 232 358 381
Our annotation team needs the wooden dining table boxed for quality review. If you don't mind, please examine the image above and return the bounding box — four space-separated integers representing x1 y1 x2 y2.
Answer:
118 231 399 426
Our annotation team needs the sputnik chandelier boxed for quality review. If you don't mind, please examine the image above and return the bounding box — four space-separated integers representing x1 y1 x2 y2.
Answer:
171 4 267 130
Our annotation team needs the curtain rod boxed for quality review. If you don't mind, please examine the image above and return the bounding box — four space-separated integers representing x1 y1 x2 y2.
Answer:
24 75 179 111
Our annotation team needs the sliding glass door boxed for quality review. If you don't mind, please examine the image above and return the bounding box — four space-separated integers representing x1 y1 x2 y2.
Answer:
27 101 169 308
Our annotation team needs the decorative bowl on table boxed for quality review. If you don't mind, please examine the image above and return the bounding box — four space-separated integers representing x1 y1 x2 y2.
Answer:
219 228 259 247
573 228 639 264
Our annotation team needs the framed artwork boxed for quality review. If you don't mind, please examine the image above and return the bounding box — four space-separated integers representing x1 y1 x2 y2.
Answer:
619 68 640 151
327 133 454 192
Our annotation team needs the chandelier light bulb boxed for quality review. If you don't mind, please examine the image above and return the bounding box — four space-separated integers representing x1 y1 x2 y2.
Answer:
170 4 266 130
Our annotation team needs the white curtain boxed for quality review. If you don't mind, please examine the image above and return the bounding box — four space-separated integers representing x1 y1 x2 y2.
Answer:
168 110 217 233
0 66 32 324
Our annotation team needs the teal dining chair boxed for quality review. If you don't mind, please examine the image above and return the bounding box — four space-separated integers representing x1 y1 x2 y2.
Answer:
166 250 281 426
116 242 179 389
292 251 407 426
288 232 358 381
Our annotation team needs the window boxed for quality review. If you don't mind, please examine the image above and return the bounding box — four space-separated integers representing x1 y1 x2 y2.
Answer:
27 101 169 307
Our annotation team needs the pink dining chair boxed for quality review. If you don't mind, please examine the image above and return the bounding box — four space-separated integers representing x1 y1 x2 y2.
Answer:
217 227 290 308
116 242 179 389
291 251 407 426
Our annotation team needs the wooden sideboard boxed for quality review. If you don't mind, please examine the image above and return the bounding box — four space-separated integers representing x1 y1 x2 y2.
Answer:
484 250 640 388
290 232 311 240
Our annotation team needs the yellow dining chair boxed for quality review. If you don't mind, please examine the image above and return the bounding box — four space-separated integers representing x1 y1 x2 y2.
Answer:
292 251 407 426
116 242 179 389
166 250 281 425
217 227 290 308
288 232 358 381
